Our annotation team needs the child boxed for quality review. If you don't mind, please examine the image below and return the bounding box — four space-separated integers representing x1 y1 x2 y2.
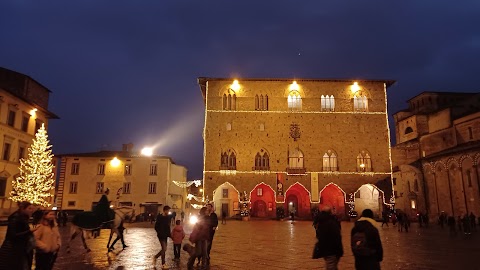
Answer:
171 220 185 261
34 210 61 270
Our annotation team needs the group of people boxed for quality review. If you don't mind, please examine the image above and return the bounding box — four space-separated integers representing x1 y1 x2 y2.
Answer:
153 203 218 270
442 212 478 235
0 201 61 270
313 207 383 270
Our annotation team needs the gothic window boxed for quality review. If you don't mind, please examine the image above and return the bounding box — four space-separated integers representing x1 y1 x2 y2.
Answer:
356 151 372 172
322 150 338 171
288 91 302 111
229 152 236 168
260 95 264 110
288 148 304 168
255 153 262 167
256 94 269 111
254 150 269 170
405 127 413 134
265 95 269 110
353 95 368 112
220 150 237 170
321 95 335 111
255 95 259 110
223 93 237 110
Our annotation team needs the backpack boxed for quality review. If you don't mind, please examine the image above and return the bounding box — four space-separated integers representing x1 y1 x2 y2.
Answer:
351 231 375 256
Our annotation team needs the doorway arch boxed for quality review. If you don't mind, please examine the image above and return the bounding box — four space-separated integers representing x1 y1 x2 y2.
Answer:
319 183 346 218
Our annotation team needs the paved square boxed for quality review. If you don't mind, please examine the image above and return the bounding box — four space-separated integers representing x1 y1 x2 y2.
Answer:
0 220 478 269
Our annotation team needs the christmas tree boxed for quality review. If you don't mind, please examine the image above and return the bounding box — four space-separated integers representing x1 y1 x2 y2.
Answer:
11 124 55 207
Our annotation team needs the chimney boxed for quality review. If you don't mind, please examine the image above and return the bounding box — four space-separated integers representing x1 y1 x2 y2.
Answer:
122 143 134 152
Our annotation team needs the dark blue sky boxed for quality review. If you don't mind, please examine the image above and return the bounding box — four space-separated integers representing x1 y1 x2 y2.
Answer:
1 1 479 179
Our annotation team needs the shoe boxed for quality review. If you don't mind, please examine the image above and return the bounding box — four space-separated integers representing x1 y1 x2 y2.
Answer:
122 245 128 249
161 264 170 269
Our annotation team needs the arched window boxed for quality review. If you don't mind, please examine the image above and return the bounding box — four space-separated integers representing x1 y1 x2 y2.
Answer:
260 95 264 110
220 150 236 170
255 95 259 110
322 150 338 171
321 95 335 111
288 91 302 111
231 94 236 110
356 151 372 172
405 127 413 134
265 95 269 110
255 153 262 167
262 152 270 168
254 151 270 170
288 148 304 168
223 94 227 110
353 95 368 112
223 93 237 111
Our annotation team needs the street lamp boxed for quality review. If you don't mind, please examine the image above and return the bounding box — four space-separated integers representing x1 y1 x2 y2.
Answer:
141 147 153 156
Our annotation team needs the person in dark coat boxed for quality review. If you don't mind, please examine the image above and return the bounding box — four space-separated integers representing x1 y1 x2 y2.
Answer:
351 209 383 270
312 206 343 270
187 207 209 270
0 201 37 270
153 205 172 268
205 203 218 265
94 189 114 224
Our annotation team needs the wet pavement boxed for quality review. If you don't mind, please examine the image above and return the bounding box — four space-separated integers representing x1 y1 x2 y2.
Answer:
0 220 479 269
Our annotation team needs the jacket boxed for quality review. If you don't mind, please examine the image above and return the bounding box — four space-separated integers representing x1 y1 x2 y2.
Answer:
313 211 343 258
171 225 185 244
155 214 171 239
34 224 61 253
189 216 209 243
351 217 383 264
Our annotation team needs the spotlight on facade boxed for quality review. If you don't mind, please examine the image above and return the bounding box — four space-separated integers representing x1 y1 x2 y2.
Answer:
29 108 37 117
141 147 153 156
231 80 240 91
111 157 121 167
351 82 360 93
290 81 299 91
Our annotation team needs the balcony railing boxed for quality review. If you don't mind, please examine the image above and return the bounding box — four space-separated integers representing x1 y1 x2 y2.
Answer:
286 167 306 175
322 167 339 172
219 165 236 170
252 166 270 171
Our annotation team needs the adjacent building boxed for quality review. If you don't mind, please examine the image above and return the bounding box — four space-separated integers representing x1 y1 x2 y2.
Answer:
199 78 395 219
56 144 188 218
392 91 480 218
0 67 58 215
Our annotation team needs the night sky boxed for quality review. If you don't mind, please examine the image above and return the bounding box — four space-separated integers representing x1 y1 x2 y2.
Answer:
1 1 479 180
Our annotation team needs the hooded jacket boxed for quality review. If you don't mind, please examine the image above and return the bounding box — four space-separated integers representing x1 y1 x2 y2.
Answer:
313 211 343 258
171 224 185 244
351 217 383 262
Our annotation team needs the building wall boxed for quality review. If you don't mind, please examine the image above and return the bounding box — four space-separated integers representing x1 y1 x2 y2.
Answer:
60 156 187 216
202 79 394 218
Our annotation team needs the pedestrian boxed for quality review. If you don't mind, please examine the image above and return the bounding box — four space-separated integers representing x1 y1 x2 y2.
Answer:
206 203 218 265
290 207 296 224
424 213 429 228
351 209 383 270
187 207 209 270
108 221 128 252
61 211 68 227
171 220 185 261
418 212 423 228
469 212 476 232
153 205 172 269
221 211 227 225
171 211 177 226
403 213 410 233
391 213 397 226
463 214 472 235
0 201 37 270
34 210 61 270
457 216 463 232
397 213 404 232
312 206 343 270
181 211 185 223
381 211 389 228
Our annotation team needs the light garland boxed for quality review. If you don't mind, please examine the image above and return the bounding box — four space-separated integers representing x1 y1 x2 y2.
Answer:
172 180 202 188
191 204 203 209
10 124 55 207
384 83 395 205
187 194 204 202
207 110 387 115
205 170 391 175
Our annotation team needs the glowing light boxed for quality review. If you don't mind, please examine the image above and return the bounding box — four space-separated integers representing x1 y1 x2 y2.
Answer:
29 108 38 117
290 81 299 91
111 157 120 167
189 215 198 224
231 80 240 91
52 206 57 210
110 205 114 208
351 82 360 93
199 188 203 192
289 202 293 205
141 147 153 156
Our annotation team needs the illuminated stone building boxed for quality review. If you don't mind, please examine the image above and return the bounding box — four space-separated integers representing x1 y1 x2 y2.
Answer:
392 92 480 218
199 78 395 219
0 67 58 215
57 144 187 217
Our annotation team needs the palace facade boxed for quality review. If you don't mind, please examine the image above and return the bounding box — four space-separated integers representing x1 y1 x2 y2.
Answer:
0 67 58 215
199 78 395 219
392 92 480 218
56 144 188 218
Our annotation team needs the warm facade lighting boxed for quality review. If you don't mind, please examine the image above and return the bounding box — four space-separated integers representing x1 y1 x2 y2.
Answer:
30 108 38 117
351 82 360 93
231 80 240 91
111 157 120 167
141 147 153 156
290 81 299 91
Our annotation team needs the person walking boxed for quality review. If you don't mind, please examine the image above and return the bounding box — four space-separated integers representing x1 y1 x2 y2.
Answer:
0 201 37 270
154 205 172 269
351 209 383 270
470 212 476 232
34 210 61 270
180 211 185 223
171 220 185 261
381 211 389 228
187 207 209 270
205 203 218 265
108 221 127 252
221 211 227 225
312 206 343 270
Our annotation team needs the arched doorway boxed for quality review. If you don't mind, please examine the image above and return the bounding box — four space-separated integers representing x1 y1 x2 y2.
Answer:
250 183 275 218
284 182 311 218
354 184 383 218
319 183 345 219
212 182 240 218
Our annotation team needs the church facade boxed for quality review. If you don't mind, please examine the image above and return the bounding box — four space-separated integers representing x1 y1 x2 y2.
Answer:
199 78 395 219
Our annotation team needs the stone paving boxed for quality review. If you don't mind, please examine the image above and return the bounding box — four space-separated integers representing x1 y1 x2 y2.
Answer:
0 220 479 269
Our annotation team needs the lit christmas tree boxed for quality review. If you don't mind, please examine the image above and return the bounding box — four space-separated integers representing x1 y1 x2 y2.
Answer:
10 124 55 206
